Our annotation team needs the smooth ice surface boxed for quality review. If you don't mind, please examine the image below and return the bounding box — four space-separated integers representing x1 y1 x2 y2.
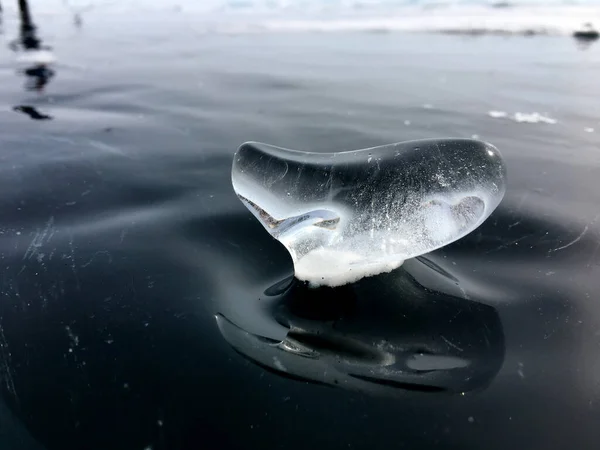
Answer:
231 139 507 287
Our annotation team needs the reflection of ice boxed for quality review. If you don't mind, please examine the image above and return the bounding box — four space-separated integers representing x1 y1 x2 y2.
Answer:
232 139 506 287
406 353 469 371
215 263 505 397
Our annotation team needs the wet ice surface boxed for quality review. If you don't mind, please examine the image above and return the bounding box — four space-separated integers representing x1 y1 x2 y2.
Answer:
2 11 600 449
232 139 507 286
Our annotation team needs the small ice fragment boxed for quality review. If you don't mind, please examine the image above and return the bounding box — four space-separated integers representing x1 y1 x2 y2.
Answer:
513 112 556 124
423 104 433 109
468 416 474 423
232 139 507 287
471 134 480 139
585 127 594 133
488 110 507 119
404 120 411 126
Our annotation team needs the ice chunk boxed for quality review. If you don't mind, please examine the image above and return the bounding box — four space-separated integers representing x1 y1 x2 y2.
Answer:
231 138 507 287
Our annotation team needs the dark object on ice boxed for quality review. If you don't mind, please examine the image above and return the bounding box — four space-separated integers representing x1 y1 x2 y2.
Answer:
573 23 599 41
9 0 45 51
22 64 55 91
13 105 53 120
7 0 56 92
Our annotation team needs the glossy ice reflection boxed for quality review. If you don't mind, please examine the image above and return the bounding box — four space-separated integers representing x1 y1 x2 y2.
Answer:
215 260 505 396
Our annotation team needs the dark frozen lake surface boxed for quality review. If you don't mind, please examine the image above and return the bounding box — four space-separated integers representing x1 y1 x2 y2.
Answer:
0 7 600 450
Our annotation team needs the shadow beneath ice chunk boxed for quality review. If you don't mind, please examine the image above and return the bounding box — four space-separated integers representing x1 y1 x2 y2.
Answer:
215 259 505 397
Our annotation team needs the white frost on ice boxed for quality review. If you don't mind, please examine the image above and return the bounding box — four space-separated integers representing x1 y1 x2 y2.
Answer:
294 248 404 288
513 112 557 124
488 110 508 119
488 110 557 124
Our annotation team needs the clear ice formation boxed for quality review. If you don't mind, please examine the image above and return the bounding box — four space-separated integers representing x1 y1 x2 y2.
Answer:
231 138 507 287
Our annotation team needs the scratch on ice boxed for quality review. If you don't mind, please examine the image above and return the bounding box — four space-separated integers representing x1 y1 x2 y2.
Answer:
23 216 55 260
0 321 18 403
550 214 599 253
441 335 464 352
550 225 588 252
